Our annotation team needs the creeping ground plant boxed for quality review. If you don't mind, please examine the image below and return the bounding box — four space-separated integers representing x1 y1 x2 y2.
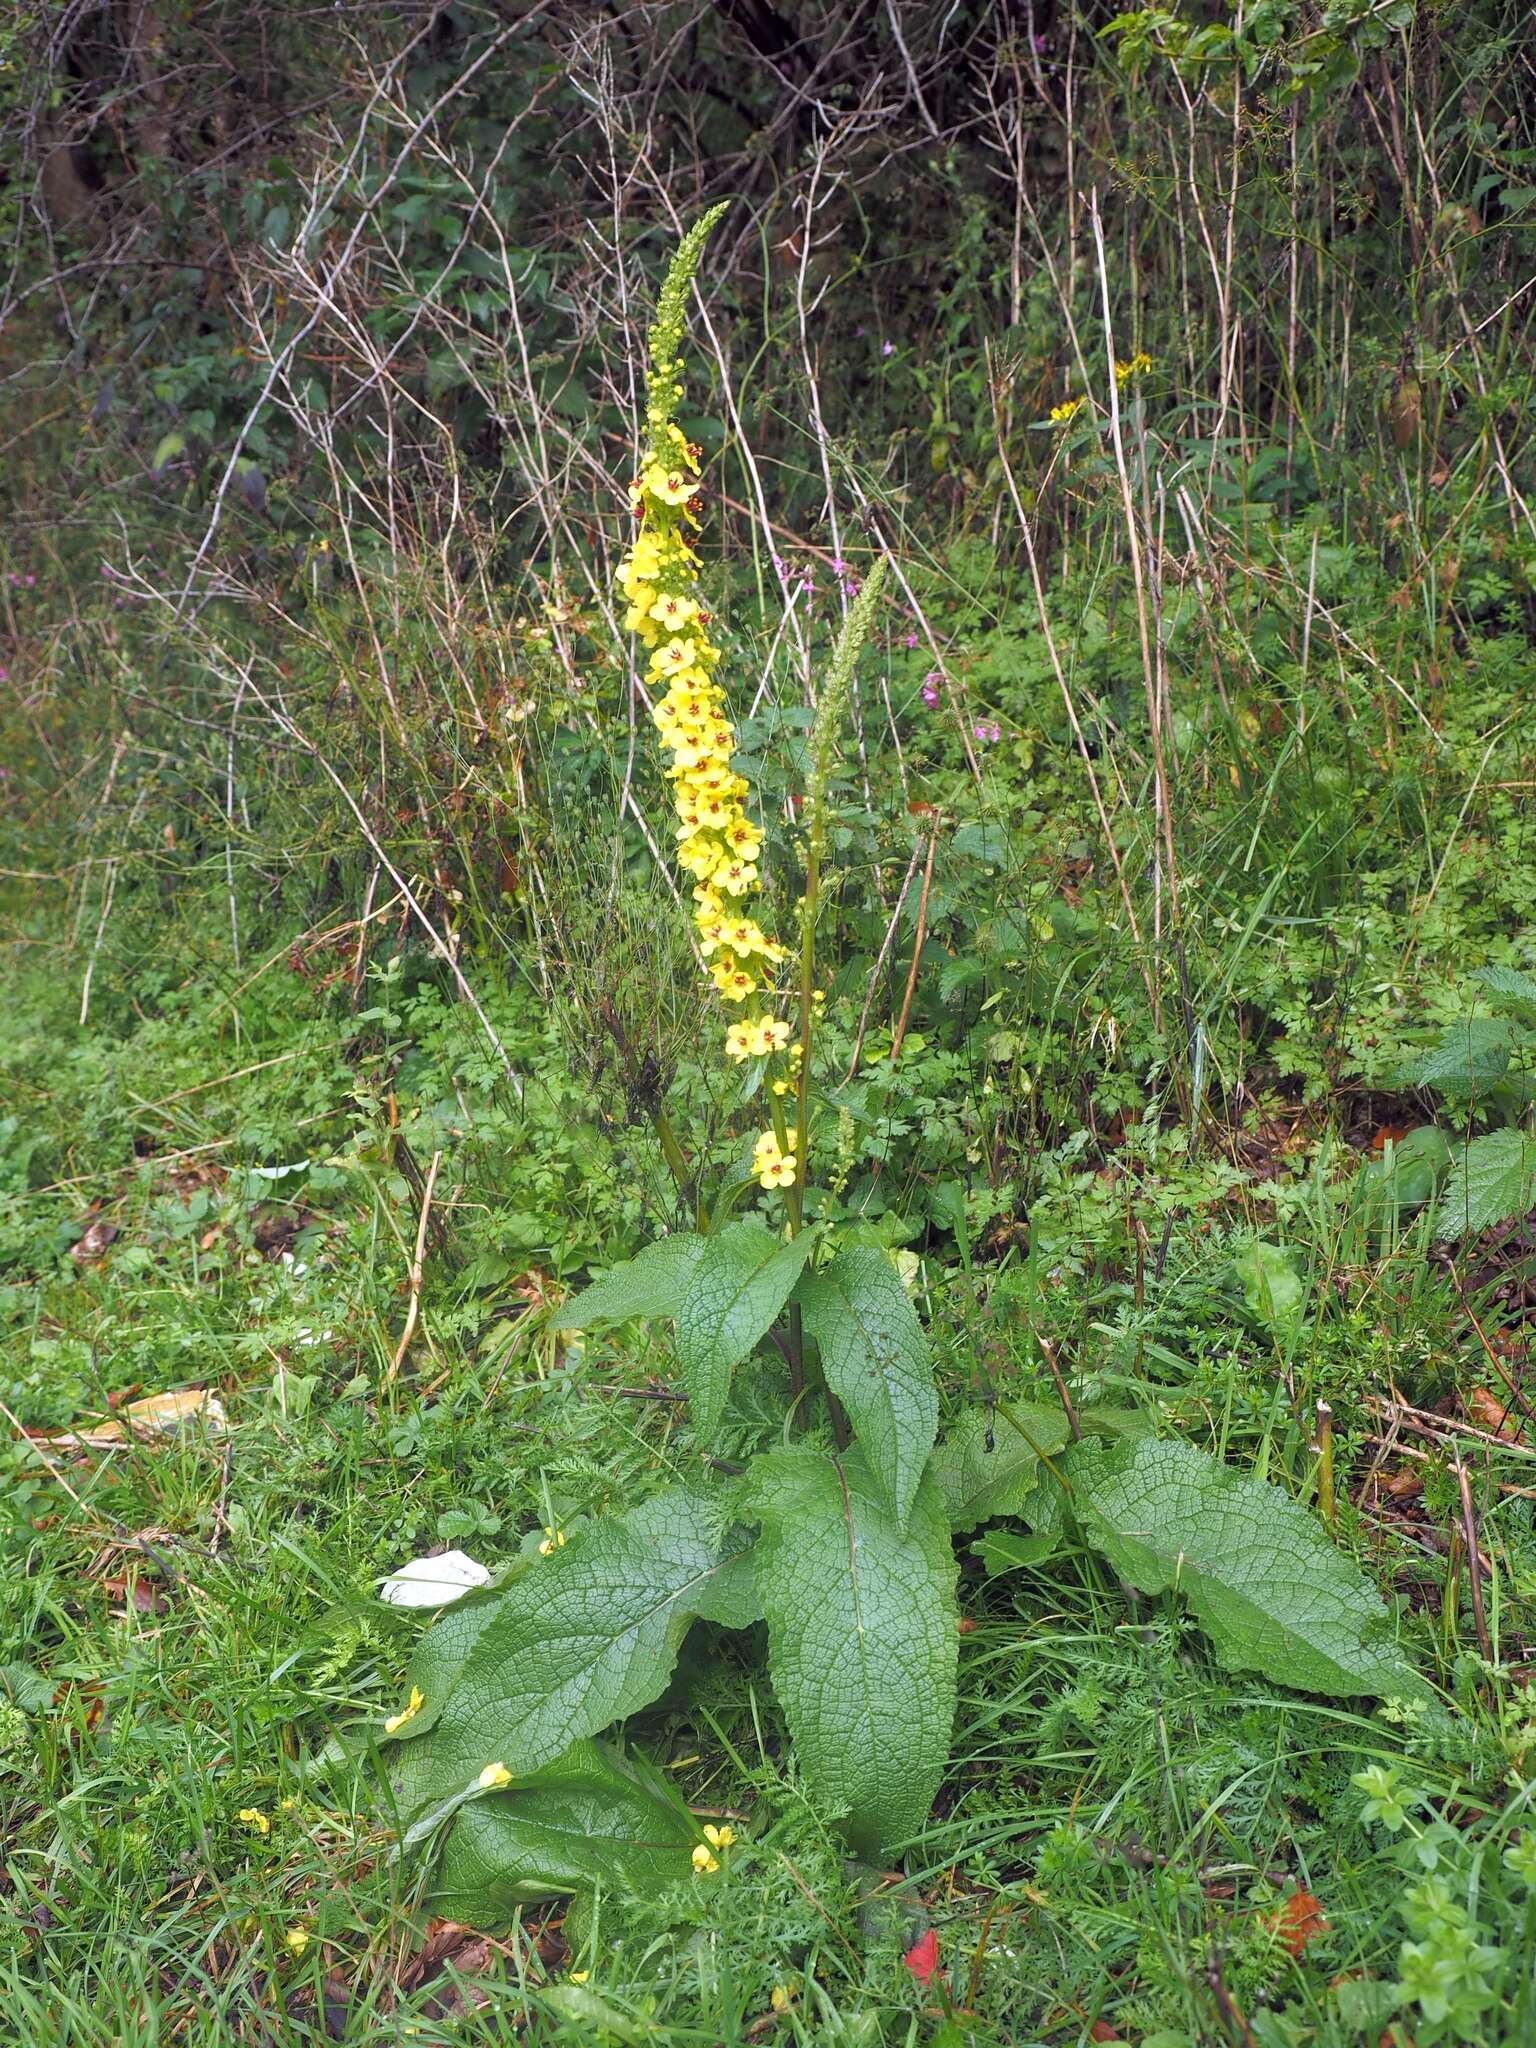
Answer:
378 215 1431 1916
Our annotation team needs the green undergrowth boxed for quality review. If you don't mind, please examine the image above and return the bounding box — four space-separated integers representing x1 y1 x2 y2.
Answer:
5 916 1536 2044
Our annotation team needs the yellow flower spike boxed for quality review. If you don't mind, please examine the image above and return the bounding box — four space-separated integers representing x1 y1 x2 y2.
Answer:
238 1808 271 1836
478 1762 514 1790
384 1685 424 1735
691 1843 720 1873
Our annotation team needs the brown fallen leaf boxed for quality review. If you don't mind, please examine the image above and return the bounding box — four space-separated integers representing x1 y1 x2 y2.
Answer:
45 1387 228 1450
1270 1888 1328 1959
1466 1387 1524 1441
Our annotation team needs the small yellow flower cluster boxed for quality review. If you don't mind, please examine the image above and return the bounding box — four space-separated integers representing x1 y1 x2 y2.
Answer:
751 1130 796 1190
384 1685 424 1735
239 1807 271 1836
1114 351 1153 387
538 1524 566 1556
1049 395 1085 425
617 210 800 1193
691 1821 735 1872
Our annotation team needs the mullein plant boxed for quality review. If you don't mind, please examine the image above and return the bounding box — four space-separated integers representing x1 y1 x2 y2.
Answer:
373 217 1424 1924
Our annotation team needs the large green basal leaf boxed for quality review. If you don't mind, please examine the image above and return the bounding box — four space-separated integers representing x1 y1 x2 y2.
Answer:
674 1221 814 1443
1075 1438 1430 1700
548 1234 705 1330
428 1740 701 1915
794 1244 937 1529
749 1448 957 1858
388 1488 753 1806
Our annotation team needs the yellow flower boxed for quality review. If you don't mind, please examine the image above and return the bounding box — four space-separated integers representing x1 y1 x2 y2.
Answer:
238 1808 271 1836
644 463 696 506
648 593 697 628
702 1823 735 1848
652 635 698 675
569 1969 590 1984
691 1843 720 1873
725 1021 757 1062
478 1762 514 1790
1049 395 1084 425
748 1018 791 1056
771 1985 792 2012
757 1152 797 1190
714 857 758 895
712 961 756 1002
538 1526 567 1556
384 1685 424 1735
1114 350 1153 387
285 1927 311 1957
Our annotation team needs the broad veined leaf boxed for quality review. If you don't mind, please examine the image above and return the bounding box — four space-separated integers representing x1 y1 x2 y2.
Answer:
794 1244 937 1529
1415 1016 1517 1094
1473 965 1536 1019
1075 1438 1429 1700
548 1234 705 1330
1435 1129 1536 1239
748 1448 958 1857
426 1740 701 1914
674 1222 814 1443
388 1488 752 1806
929 1402 1074 1532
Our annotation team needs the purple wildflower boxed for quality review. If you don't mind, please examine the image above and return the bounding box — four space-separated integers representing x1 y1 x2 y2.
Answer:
903 632 919 649
881 340 895 358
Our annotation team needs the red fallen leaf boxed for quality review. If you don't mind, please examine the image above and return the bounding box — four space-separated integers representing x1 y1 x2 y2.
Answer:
903 1929 942 1985
1089 2024 1123 2044
1271 1889 1328 1958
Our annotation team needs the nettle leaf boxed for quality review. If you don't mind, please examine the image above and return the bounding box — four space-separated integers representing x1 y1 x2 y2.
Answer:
388 1488 751 1808
795 1244 937 1528
674 1222 814 1443
1435 1130 1536 1239
428 1740 700 1914
930 1403 1074 1532
1415 1016 1517 1094
1474 966 1536 1019
548 1234 705 1331
1075 1439 1429 1700
748 1449 958 1858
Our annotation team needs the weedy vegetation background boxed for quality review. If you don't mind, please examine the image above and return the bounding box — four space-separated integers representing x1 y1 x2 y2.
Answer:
4 1 1536 2043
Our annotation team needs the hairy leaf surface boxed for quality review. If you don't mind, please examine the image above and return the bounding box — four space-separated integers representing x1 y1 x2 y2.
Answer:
390 1488 751 1804
929 1402 1074 1532
428 1741 700 1913
1076 1439 1429 1699
675 1222 813 1442
548 1234 705 1330
749 1448 957 1856
795 1244 937 1528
